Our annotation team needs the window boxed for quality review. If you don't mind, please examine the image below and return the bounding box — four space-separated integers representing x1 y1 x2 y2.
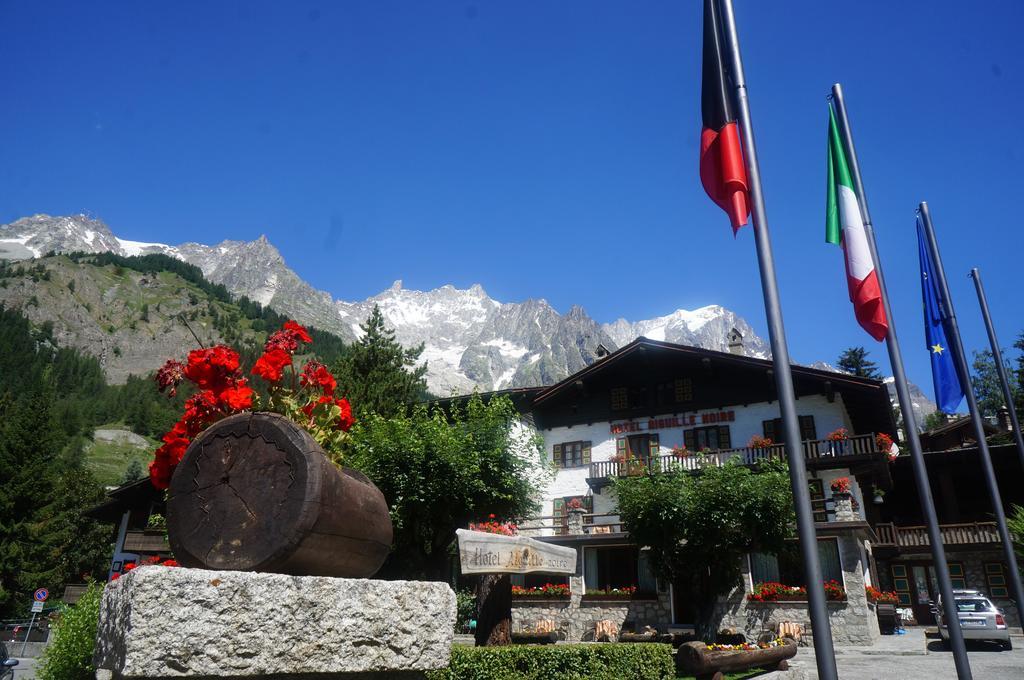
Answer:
750 538 843 587
985 562 1010 599
948 562 967 590
610 387 629 411
552 441 590 469
762 416 817 444
615 434 659 461
684 425 731 451
657 378 693 406
583 545 657 594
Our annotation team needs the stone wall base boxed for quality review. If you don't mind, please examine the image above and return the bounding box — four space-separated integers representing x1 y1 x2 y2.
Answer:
94 566 456 679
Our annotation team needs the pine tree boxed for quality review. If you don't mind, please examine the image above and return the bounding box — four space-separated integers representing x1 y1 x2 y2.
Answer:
971 349 1017 419
332 305 428 417
119 459 146 485
837 346 882 379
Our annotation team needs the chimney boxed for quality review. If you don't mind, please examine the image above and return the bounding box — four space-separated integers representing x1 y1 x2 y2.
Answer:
727 328 744 355
998 406 1012 431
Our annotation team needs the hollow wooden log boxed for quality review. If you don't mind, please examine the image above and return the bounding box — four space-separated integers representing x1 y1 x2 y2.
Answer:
166 412 392 577
676 639 797 678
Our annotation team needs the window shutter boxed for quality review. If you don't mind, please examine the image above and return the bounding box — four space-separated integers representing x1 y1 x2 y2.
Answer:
684 429 696 450
648 434 659 457
763 419 775 441
553 497 566 516
583 495 593 511
616 438 627 457
800 415 817 441
552 444 563 469
718 426 732 449
582 441 592 465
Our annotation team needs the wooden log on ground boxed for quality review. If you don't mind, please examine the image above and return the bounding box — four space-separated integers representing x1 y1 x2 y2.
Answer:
676 638 797 679
166 412 392 577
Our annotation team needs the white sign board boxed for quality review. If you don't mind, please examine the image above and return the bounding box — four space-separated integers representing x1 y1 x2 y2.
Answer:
456 528 576 575
31 601 44 613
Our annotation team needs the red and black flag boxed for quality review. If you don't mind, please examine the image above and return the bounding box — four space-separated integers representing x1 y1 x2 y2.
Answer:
700 0 749 234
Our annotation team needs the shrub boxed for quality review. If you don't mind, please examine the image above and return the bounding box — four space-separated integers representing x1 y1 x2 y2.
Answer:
37 582 104 680
426 643 675 680
455 589 476 631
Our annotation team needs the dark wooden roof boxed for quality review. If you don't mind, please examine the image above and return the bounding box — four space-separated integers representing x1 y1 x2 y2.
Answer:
87 477 161 523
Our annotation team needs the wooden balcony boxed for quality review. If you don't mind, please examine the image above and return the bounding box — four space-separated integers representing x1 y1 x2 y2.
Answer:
587 433 883 489
873 521 1000 552
517 512 626 539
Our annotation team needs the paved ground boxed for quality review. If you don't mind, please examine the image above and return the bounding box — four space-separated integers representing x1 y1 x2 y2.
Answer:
10 657 36 680
780 629 1024 679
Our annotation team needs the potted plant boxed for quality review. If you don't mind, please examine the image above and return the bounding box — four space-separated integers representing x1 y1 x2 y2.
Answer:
830 477 851 495
826 427 849 456
873 488 886 505
151 320 392 578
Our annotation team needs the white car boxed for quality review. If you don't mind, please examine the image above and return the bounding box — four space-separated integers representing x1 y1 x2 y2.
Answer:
937 592 1012 650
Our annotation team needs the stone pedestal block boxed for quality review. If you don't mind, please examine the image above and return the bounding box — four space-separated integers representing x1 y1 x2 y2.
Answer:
94 566 456 679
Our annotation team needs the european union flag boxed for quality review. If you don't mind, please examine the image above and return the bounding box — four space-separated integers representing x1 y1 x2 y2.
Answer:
917 217 964 414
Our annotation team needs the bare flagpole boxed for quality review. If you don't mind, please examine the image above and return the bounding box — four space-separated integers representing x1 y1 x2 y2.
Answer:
716 2 838 677
830 83 972 679
919 202 1024 629
970 267 1024 471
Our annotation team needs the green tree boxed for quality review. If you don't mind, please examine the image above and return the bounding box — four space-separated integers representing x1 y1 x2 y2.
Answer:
1009 505 1024 566
332 305 428 417
922 410 947 432
1013 333 1024 418
836 347 882 379
613 460 794 641
971 349 1017 419
346 394 546 580
119 459 147 486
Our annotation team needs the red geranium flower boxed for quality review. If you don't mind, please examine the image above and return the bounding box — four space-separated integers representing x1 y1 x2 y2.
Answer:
252 348 292 383
284 320 312 344
123 562 137 572
184 346 241 391
161 559 179 567
219 381 254 411
299 361 336 395
155 359 186 396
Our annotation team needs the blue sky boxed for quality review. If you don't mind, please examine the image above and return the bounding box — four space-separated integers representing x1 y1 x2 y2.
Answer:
2 0 1023 397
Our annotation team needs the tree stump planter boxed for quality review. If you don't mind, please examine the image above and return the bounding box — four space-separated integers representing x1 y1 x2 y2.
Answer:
166 412 392 577
676 639 797 680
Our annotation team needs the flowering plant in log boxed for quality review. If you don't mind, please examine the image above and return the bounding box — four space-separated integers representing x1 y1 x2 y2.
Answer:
830 476 851 494
149 320 354 490
748 435 774 449
566 497 584 511
110 555 179 581
875 432 899 461
468 514 518 536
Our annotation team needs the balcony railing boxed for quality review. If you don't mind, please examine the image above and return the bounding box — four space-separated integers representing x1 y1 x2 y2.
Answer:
874 522 1000 549
517 512 626 538
588 433 881 482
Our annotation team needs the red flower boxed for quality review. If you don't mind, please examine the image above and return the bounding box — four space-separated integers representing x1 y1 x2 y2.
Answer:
335 397 354 432
284 320 312 344
144 555 161 564
110 573 121 581
219 382 254 411
155 359 186 396
300 361 336 395
252 348 292 383
161 559 179 567
123 562 137 572
184 346 241 391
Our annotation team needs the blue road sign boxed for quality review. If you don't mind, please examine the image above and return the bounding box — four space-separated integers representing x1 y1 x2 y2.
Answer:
33 588 49 602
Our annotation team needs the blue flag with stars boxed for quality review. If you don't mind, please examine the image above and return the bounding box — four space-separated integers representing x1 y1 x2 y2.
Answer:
917 217 964 413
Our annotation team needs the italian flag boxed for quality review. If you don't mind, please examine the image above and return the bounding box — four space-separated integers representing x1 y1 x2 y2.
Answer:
826 106 888 341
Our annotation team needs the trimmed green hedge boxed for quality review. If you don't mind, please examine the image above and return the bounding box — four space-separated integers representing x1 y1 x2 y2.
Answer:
426 643 675 680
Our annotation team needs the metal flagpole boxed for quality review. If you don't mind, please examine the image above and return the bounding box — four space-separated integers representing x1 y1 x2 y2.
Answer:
830 84 972 678
970 267 1024 471
716 2 839 677
919 202 1024 627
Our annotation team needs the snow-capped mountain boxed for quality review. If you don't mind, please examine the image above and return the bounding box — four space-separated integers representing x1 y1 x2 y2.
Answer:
1 214 772 393
603 306 770 358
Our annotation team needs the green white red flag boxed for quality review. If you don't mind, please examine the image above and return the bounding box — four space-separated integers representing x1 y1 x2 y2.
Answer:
826 106 888 341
